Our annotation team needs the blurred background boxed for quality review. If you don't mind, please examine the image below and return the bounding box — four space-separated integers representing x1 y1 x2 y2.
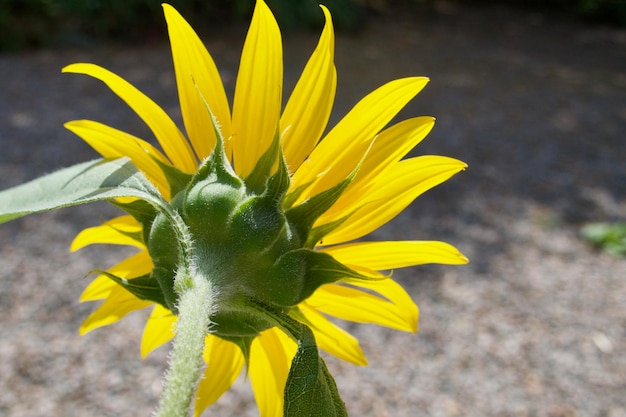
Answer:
1 0 626 51
1 0 625 416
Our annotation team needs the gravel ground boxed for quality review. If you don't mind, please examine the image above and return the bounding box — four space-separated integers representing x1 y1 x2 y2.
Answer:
1 3 625 417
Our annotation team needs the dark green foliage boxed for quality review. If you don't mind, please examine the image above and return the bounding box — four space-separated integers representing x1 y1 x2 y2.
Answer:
450 0 626 26
0 0 363 52
2 0 623 52
0 0 59 50
10 0 236 49
0 0 165 50
577 0 626 25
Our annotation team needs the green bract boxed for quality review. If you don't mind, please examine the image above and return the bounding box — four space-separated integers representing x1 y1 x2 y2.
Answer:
0 140 356 417
0 3 471 415
145 135 367 341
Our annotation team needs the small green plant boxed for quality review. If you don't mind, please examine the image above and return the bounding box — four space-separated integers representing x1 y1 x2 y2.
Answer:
581 222 626 257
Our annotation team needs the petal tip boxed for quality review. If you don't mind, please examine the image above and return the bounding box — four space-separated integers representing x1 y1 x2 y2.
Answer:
61 63 78 73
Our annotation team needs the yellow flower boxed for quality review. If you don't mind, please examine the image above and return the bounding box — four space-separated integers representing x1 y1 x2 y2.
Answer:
65 1 468 416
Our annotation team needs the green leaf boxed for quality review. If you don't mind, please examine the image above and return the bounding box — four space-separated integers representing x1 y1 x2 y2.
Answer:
247 302 348 417
284 324 348 417
0 157 168 224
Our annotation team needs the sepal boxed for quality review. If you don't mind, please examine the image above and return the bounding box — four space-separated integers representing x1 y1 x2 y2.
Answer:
151 156 193 198
148 202 185 312
285 172 353 245
260 144 291 204
244 129 282 194
189 129 241 191
306 213 351 247
259 248 372 309
110 198 158 244
216 335 254 367
191 78 241 190
90 270 168 307
283 178 314 209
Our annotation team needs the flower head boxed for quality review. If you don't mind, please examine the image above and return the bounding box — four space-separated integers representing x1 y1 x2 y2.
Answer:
65 1 467 415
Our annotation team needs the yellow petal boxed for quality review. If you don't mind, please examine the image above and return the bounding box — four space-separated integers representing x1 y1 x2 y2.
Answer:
249 328 296 417
79 286 152 334
141 304 176 358
194 336 245 416
231 0 283 177
64 120 172 198
319 155 467 245
80 251 153 301
306 280 417 332
322 241 468 270
323 116 434 216
343 277 419 332
163 4 232 161
80 276 116 302
71 215 144 252
62 63 197 173
299 304 367 366
291 77 429 200
280 5 336 172
353 117 435 188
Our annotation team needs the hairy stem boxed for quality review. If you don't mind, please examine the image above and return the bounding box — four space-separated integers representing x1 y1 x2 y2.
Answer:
154 266 213 417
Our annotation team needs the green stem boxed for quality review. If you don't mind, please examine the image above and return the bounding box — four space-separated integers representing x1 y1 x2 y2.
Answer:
154 266 214 417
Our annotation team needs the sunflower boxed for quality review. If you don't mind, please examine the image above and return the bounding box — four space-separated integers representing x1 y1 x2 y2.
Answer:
64 1 467 415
